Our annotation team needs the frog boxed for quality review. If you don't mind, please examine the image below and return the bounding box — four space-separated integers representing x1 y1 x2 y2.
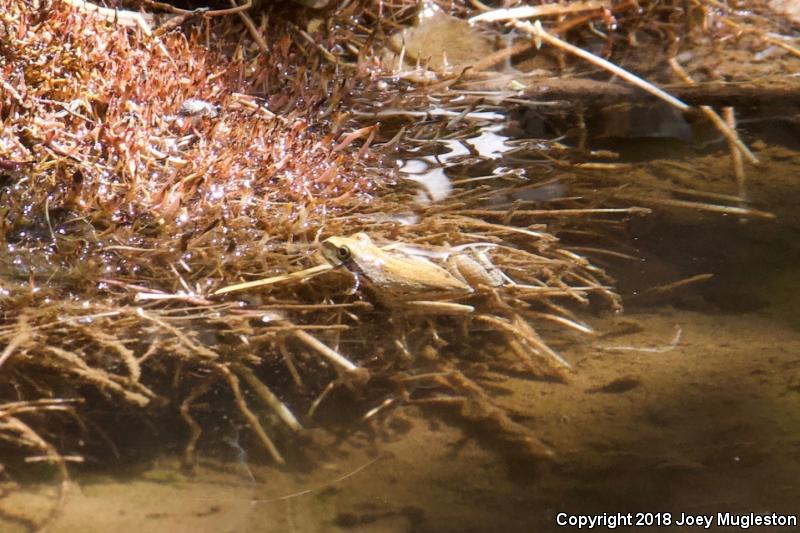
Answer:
322 233 572 373
321 233 474 307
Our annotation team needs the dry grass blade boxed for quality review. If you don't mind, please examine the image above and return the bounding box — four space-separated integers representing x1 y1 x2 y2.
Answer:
615 196 775 219
475 314 571 376
135 309 220 359
644 274 714 294
0 315 31 370
469 2 607 23
291 328 363 375
214 264 333 296
456 207 651 218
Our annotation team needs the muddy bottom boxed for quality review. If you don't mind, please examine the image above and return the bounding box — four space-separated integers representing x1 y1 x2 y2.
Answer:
4 277 799 533
3 306 798 532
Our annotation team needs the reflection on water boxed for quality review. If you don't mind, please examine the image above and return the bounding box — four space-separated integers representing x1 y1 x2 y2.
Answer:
398 125 513 204
398 151 454 204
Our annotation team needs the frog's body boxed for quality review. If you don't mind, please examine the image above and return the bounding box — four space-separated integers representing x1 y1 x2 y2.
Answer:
321 233 571 373
321 233 472 304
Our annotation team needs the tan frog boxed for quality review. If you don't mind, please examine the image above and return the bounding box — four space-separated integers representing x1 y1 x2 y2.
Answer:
321 233 473 306
321 234 571 373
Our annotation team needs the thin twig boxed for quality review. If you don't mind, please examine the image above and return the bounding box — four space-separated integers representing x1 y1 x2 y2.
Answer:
492 19 691 112
456 207 651 218
644 273 714 294
231 0 267 53
214 264 333 295
615 195 775 219
469 2 607 23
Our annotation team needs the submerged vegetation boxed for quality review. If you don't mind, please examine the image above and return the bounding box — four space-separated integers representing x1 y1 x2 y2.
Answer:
0 0 797 525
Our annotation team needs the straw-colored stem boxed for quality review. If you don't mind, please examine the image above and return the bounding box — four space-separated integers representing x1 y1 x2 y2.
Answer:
231 0 267 53
644 273 714 294
216 363 285 464
504 19 691 113
616 195 775 219
214 264 332 296
456 207 651 218
0 316 30 370
233 363 303 432
669 58 759 165
291 327 361 374
723 107 747 199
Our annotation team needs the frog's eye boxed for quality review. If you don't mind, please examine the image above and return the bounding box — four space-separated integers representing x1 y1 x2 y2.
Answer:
336 245 351 261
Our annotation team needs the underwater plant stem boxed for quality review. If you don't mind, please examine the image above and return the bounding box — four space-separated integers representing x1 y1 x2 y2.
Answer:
233 363 303 432
615 195 775 218
0 414 71 530
669 59 759 165
180 382 212 472
292 328 360 373
216 364 285 464
723 107 747 200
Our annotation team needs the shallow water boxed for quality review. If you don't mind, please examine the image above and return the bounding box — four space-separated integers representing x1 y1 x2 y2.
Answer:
3 122 800 533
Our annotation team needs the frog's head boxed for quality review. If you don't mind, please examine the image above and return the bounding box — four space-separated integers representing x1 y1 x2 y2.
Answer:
321 233 373 266
321 236 353 265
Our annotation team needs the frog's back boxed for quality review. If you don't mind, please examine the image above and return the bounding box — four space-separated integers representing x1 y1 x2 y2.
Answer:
364 253 471 301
